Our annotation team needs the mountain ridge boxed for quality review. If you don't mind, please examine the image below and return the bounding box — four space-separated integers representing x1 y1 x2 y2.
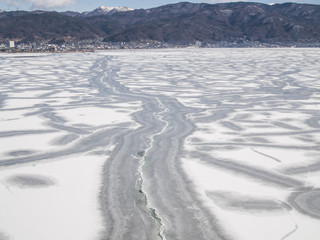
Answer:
61 6 134 17
0 2 319 44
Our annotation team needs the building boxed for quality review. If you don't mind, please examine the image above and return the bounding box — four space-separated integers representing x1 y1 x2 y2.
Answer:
9 41 15 48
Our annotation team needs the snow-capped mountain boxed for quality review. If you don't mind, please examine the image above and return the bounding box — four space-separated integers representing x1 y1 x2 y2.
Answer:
82 6 133 17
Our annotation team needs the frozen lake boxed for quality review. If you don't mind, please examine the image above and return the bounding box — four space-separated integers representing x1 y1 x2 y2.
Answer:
0 48 320 240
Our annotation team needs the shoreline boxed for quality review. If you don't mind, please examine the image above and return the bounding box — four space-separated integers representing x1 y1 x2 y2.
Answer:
1 45 320 54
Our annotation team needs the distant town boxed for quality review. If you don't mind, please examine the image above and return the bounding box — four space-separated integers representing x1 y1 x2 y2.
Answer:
1 39 320 53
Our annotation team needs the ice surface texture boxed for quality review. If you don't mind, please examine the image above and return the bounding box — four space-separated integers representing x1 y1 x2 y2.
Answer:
0 48 320 240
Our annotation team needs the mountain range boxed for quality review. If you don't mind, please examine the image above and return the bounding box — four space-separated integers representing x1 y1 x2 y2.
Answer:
0 2 319 44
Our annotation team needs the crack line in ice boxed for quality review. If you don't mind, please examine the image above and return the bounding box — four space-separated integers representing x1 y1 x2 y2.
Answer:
273 191 299 240
95 56 169 239
280 222 298 240
251 148 282 163
136 98 169 240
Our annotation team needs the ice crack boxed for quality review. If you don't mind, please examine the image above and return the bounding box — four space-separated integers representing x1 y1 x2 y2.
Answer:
136 98 169 240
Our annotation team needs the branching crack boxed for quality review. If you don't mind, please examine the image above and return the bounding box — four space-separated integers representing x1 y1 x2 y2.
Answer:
135 98 169 240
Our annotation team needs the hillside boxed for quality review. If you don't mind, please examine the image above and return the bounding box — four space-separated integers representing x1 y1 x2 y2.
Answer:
0 2 319 44
0 12 102 42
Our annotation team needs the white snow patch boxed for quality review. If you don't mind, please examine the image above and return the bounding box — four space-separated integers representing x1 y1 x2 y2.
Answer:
0 154 106 240
56 106 135 126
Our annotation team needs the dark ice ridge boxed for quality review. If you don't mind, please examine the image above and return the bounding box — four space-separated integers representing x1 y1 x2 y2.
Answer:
206 191 292 212
91 56 228 240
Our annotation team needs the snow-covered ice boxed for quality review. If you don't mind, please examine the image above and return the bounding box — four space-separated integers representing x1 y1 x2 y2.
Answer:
1 48 320 240
0 155 106 240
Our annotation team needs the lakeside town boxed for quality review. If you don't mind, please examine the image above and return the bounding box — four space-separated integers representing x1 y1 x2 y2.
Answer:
1 39 320 53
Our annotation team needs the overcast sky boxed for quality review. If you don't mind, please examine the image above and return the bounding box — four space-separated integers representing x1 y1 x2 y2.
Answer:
0 0 319 12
